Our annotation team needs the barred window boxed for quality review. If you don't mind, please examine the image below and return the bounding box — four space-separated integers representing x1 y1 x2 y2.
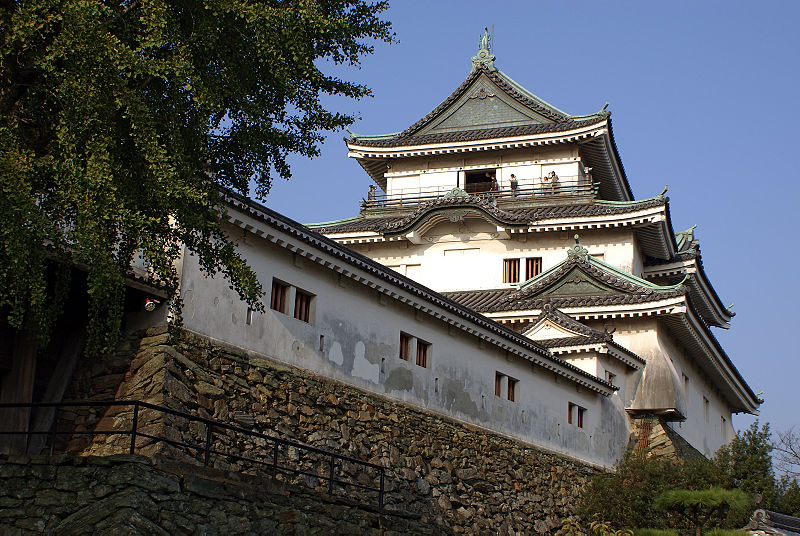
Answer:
399 332 411 361
503 258 520 283
270 280 287 312
416 340 429 368
525 257 542 280
294 290 312 323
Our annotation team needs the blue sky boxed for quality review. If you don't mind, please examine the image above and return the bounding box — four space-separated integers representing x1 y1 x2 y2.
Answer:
262 2 800 435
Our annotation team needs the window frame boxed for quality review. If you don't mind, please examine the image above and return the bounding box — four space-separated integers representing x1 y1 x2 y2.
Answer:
525 257 542 280
415 339 430 368
270 279 288 313
399 332 411 361
507 377 518 402
293 288 313 323
503 258 520 284
568 402 586 428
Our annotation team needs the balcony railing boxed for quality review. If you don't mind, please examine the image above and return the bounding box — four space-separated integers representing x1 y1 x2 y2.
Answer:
362 176 597 211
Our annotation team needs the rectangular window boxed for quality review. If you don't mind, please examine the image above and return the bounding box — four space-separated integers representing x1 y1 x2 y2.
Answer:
416 340 429 368
270 280 288 313
568 402 586 428
503 258 520 283
507 378 518 402
605 371 616 385
525 257 542 280
703 396 710 423
294 290 312 323
399 332 411 361
495 372 504 397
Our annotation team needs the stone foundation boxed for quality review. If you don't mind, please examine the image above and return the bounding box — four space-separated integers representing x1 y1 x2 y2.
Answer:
49 326 598 534
0 454 446 535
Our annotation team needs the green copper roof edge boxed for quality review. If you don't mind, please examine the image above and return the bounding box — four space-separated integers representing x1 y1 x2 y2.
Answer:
385 205 528 238
306 215 363 228
594 193 667 207
348 131 402 141
588 256 686 292
515 259 568 290
516 251 686 293
496 70 582 119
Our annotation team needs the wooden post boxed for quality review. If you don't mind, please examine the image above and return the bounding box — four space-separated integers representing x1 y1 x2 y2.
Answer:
27 331 86 455
0 331 38 455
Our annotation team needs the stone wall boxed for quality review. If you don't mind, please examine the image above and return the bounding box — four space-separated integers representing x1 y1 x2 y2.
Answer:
0 454 447 535
54 326 598 534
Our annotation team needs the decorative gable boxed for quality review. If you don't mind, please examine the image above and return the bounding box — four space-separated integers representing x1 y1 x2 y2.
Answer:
524 318 587 340
420 75 552 135
535 266 620 297
513 236 686 303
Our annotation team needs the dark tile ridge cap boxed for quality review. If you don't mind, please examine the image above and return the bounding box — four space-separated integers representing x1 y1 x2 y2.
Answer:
218 189 615 392
350 118 606 148
536 335 607 348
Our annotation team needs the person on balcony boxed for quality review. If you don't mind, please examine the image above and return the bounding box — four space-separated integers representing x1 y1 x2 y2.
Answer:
543 171 558 194
510 174 518 197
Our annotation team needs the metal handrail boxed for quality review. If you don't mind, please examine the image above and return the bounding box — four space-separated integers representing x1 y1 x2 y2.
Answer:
362 177 597 210
0 400 386 508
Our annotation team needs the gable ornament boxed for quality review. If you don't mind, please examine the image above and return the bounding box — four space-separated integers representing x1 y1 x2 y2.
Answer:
567 234 589 261
471 27 497 72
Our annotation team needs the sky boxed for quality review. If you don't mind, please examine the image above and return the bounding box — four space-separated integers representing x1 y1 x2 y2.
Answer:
261 1 800 435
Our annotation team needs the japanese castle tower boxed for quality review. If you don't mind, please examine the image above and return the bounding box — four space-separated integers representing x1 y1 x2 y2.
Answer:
310 31 760 456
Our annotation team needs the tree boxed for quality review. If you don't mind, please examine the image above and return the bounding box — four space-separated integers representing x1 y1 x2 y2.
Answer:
1 0 393 354
775 428 800 480
714 420 775 521
655 488 747 536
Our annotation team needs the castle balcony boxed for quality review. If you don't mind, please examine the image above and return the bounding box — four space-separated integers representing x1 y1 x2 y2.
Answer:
361 175 598 212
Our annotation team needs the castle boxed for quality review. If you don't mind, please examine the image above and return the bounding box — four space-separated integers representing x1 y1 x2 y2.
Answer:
0 31 764 535
177 34 759 465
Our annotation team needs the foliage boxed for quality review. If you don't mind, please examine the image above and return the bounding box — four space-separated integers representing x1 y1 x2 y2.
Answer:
579 453 720 529
580 421 776 532
775 428 800 479
632 530 678 536
654 488 747 536
0 0 393 354
713 421 775 526
714 422 775 501
562 514 634 536
775 476 800 517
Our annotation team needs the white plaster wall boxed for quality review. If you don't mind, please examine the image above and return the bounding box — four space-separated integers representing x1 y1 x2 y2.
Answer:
656 325 734 457
356 227 639 292
179 221 629 467
587 317 733 456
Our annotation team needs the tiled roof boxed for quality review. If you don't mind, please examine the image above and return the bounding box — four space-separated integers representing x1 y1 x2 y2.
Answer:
349 119 606 148
442 246 686 314
534 303 610 339
443 292 685 314
348 65 607 149
536 335 608 348
311 196 666 235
